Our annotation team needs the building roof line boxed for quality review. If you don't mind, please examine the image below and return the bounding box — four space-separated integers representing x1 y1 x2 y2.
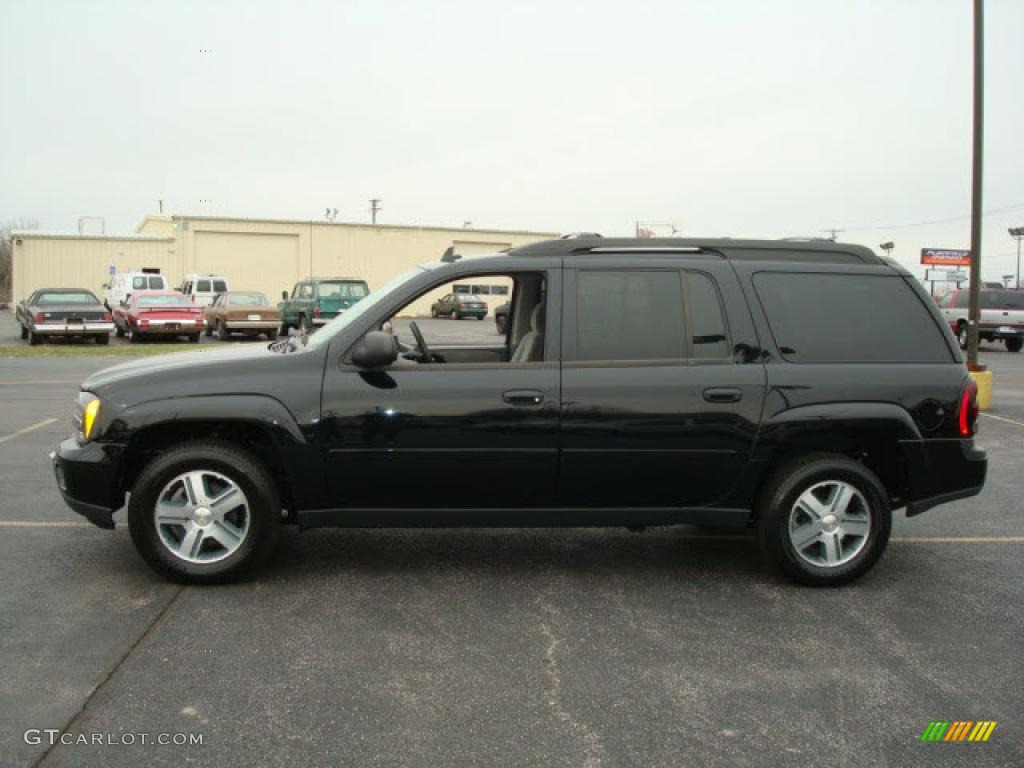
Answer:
10 231 174 242
166 213 558 238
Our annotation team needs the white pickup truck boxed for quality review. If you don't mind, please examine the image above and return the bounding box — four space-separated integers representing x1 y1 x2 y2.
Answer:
938 288 1024 352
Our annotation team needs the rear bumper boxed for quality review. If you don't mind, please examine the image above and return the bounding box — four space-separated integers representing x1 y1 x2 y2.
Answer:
33 322 114 336
224 320 279 329
902 438 987 516
51 438 125 529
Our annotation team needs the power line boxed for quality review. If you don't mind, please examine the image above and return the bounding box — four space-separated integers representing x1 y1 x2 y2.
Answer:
840 201 1024 232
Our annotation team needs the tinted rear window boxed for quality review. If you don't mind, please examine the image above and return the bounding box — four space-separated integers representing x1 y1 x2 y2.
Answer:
578 270 685 361
981 291 1024 309
754 273 952 363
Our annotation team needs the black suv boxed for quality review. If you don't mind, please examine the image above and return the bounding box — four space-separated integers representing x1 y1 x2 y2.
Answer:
52 238 986 586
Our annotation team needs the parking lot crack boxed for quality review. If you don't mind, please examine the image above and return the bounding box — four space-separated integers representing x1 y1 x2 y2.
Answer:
539 614 605 768
32 585 187 768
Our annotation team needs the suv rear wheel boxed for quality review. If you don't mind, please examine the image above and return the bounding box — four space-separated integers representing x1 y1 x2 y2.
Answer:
1006 337 1022 353
127 441 281 584
756 453 891 586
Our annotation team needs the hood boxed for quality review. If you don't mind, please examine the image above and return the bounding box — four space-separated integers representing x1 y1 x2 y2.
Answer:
82 343 278 392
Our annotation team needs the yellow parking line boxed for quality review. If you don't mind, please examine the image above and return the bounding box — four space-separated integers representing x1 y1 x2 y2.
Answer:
981 412 1024 428
0 417 58 445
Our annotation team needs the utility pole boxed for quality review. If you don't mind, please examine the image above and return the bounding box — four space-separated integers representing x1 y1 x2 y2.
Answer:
966 0 984 368
1009 227 1024 289
369 199 382 225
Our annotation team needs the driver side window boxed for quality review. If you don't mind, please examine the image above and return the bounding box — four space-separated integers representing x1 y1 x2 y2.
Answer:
367 271 548 367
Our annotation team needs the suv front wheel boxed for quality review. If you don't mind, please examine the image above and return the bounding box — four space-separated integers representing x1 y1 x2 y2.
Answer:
756 453 891 586
127 441 281 584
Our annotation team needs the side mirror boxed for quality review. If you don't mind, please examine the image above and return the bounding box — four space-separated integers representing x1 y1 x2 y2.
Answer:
351 331 398 369
281 290 289 300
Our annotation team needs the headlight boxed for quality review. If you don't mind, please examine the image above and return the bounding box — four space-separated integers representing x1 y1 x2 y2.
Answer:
74 392 101 442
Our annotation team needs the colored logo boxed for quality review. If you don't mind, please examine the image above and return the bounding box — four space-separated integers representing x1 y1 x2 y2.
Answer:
921 721 997 742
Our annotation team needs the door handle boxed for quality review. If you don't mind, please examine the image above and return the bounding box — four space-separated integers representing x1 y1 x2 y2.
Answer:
703 387 742 404
503 389 544 406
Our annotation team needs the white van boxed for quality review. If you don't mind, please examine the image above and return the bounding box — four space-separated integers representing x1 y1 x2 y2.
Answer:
179 274 229 306
103 271 168 308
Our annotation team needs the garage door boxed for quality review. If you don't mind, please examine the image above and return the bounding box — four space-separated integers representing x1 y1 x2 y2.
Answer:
193 231 301 300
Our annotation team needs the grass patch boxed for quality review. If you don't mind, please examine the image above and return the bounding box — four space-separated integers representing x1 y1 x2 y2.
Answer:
0 343 220 358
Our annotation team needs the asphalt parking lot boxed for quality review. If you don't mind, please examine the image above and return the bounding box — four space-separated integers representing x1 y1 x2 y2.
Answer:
1 313 1022 767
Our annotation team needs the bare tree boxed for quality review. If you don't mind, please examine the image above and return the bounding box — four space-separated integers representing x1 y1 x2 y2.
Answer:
0 218 40 304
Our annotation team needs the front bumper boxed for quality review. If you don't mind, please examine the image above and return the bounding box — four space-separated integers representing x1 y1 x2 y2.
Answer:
33 322 114 336
902 438 987 516
51 437 125 529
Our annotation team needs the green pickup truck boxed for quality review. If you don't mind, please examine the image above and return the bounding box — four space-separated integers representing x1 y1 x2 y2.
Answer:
278 277 370 333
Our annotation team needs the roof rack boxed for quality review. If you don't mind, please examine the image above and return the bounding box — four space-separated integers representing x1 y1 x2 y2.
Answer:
505 237 885 265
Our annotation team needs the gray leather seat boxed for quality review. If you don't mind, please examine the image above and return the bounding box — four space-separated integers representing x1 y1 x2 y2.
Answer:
510 303 545 362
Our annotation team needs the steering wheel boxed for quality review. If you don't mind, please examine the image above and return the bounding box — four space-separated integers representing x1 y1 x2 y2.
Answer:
408 321 433 363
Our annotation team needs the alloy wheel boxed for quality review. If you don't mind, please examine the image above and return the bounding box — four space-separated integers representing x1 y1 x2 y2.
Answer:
154 470 251 564
787 480 871 568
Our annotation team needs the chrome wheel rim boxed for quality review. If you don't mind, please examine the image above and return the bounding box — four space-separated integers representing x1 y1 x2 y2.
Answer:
154 470 250 564
788 480 871 568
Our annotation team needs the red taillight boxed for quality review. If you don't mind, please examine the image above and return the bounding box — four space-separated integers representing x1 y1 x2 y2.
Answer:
35 312 45 322
958 380 979 437
102 312 112 321
313 306 321 318
458 302 466 308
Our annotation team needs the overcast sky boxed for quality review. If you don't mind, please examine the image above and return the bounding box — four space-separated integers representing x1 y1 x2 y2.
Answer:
1 0 1022 281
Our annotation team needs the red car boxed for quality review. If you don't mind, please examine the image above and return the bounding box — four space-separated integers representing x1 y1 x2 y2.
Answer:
113 292 205 343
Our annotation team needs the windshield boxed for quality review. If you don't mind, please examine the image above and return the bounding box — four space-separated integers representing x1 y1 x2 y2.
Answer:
229 293 269 306
306 267 428 349
37 292 98 305
138 294 191 307
319 281 369 299
981 291 1024 309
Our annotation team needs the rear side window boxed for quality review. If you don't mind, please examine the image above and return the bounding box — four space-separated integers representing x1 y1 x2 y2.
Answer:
213 279 228 293
197 280 211 292
132 277 147 290
754 272 952 363
577 271 685 361
686 272 730 359
148 276 165 289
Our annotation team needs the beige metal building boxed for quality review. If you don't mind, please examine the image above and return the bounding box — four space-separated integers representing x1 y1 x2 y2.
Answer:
11 214 558 316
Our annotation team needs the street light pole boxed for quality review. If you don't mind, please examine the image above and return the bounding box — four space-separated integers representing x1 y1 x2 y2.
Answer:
1009 227 1024 290
966 0 984 368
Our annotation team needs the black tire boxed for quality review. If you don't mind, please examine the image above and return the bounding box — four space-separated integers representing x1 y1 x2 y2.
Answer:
95 334 110 345
128 326 141 344
266 328 279 341
127 441 281 584
189 333 201 343
496 315 508 335
1006 337 1023 353
450 310 459 320
216 319 228 340
477 315 485 321
957 322 968 351
755 452 891 587
279 322 290 336
115 323 125 338
20 323 28 340
28 328 42 346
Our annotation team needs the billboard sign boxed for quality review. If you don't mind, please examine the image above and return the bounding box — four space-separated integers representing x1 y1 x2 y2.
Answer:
921 248 971 266
925 268 968 283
